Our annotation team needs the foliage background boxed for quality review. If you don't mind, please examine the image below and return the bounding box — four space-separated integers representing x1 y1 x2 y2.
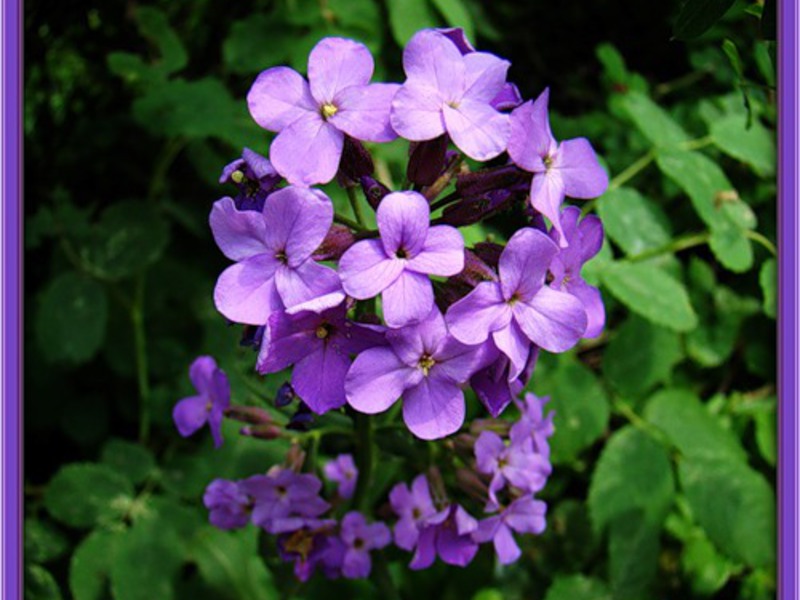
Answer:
24 0 777 598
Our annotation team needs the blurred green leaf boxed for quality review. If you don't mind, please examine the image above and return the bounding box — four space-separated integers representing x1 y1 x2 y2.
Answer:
134 6 188 75
754 402 776 467
707 221 754 273
673 0 736 40
597 188 672 256
543 575 612 600
588 426 675 534
601 262 698 332
608 511 660 599
386 0 440 46
619 92 689 147
107 52 162 86
100 438 157 485
44 463 134 529
759 258 777 318
710 114 775 177
25 519 69 564
431 0 475 42
35 272 108 364
25 564 63 600
681 527 739 595
69 529 124 600
223 15 294 75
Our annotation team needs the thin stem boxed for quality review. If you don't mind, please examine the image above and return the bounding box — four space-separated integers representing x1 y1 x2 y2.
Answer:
613 398 673 449
334 213 366 232
624 232 710 263
352 412 374 511
681 135 713 151
346 185 366 227
745 230 777 256
429 191 461 213
147 138 185 202
132 274 152 443
609 149 656 192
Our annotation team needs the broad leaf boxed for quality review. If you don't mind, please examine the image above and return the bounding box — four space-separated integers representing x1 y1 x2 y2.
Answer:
597 187 672 256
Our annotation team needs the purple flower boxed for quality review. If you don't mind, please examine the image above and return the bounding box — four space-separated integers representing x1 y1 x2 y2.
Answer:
513 392 555 458
389 474 438 550
211 186 344 325
473 497 547 564
338 512 392 578
470 346 539 418
474 428 551 508
346 309 489 440
256 303 385 414
239 469 330 534
247 37 399 186
390 29 511 161
323 454 359 500
203 479 252 529
339 191 464 328
219 147 281 212
173 356 230 448
548 206 606 338
278 524 341 581
507 89 608 245
410 505 479 569
446 228 588 376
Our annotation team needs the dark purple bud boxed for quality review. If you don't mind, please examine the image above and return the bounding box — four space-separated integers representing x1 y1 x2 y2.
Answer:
240 423 283 440
456 165 530 198
287 403 314 431
426 467 448 508
313 224 357 261
338 137 374 185
455 468 489 503
360 176 391 210
440 189 517 227
423 150 464 201
472 242 504 270
240 325 265 350
407 135 448 186
452 433 476 457
285 444 306 471
225 405 274 425
275 382 296 408
220 148 281 212
490 83 524 112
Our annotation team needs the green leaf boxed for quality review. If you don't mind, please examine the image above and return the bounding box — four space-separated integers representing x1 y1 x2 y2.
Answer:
754 403 776 467
431 0 474 43
70 529 124 600
619 92 689 147
134 6 188 75
603 315 682 398
682 527 739 595
107 52 162 86
222 16 294 75
760 258 777 318
25 519 69 564
711 113 776 177
597 188 671 256
588 426 675 534
601 262 698 332
608 511 660 600
25 564 63 600
644 389 747 463
190 527 277 600
533 359 610 464
708 222 753 273
543 575 612 600
82 201 170 280
596 43 628 83
100 438 156 485
679 457 776 567
44 463 134 529
674 0 736 39
35 272 108 364
386 0 439 46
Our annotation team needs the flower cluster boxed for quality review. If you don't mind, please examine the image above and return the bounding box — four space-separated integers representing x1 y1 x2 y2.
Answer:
174 26 607 582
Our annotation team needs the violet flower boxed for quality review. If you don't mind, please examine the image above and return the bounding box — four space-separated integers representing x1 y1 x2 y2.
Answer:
390 29 511 161
219 147 281 212
339 191 464 328
278 525 341 581
211 186 343 325
513 392 555 458
548 206 606 338
470 346 538 418
446 227 588 376
507 89 608 245
323 454 359 500
473 497 547 565
247 37 399 186
410 505 479 569
203 479 252 530
345 309 489 439
256 303 385 414
339 512 392 579
173 355 230 448
389 474 438 550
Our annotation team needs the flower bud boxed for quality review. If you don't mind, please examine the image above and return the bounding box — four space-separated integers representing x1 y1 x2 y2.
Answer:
225 405 273 425
275 382 296 408
360 176 391 210
313 224 357 261
285 443 306 471
338 137 374 185
240 423 283 440
440 189 517 227
455 468 489 503
456 164 529 197
407 135 448 186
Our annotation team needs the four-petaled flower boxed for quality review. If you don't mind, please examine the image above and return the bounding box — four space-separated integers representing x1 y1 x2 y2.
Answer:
389 474 438 550
240 469 330 534
173 355 230 448
473 497 547 565
323 454 359 500
338 512 392 578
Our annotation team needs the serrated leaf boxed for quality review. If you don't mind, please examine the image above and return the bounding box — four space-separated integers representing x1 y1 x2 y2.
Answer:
619 92 689 147
70 529 125 600
603 315 683 398
674 0 737 39
679 457 776 567
532 359 609 464
386 0 439 46
35 272 108 364
601 262 698 332
644 389 747 463
25 519 69 564
44 464 134 529
25 564 63 600
588 426 675 534
711 114 776 177
608 511 660 600
760 258 777 318
100 438 156 485
431 0 474 43
544 575 612 600
597 188 671 256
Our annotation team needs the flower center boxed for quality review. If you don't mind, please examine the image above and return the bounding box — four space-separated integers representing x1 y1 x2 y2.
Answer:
543 154 554 170
412 507 422 520
353 538 365 550
418 354 436 376
284 530 315 560
320 103 338 120
446 100 460 109
276 485 288 497
275 249 288 264
315 324 331 340
231 169 245 184
508 291 522 306
396 247 408 259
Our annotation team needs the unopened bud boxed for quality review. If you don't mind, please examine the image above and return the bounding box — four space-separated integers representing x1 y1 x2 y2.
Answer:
275 382 296 408
285 443 306 471
313 224 356 261
441 189 517 227
452 433 476 457
338 137 374 184
225 405 273 425
456 164 529 197
455 468 489 503
240 423 282 440
407 136 447 186
472 242 504 269
360 176 391 210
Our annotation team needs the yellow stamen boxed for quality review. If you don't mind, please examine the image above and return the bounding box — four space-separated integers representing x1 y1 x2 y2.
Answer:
321 103 338 119
231 170 245 184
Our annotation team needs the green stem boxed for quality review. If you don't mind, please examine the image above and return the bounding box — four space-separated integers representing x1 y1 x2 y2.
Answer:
613 399 673 448
609 149 656 192
346 185 367 227
132 274 152 443
624 232 710 263
352 412 374 511
147 138 185 202
334 213 366 232
745 230 777 256
429 191 461 213
372 552 401 600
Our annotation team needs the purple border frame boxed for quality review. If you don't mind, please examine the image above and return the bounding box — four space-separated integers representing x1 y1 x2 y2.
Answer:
0 1 797 599
1 0 22 597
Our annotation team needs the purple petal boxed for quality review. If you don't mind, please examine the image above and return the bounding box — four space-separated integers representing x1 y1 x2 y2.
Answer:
406 226 465 276
438 27 475 53
431 337 484 384
493 523 521 565
443 99 510 161
505 497 547 534
474 431 505 473
499 228 557 301
247 66 316 131
368 522 392 549
555 138 609 199
376 191 430 258
346 347 417 414
262 187 333 265
513 286 587 352
390 83 447 141
491 321 531 380
292 343 350 413
274 261 342 309
529 172 567 245
242 147 276 179
436 524 478 566
569 279 605 339
409 526 437 570
394 517 420 551
507 90 557 172
402 375 465 440
270 112 343 186
386 307 447 367
340 239 403 299
402 29 465 93
173 395 209 438
578 212 604 261
462 52 510 104
446 281 511 345
381 271 434 328
189 355 218 393
342 549 372 579
210 197 269 261
214 255 282 325
332 83 400 143
491 83 523 111
308 37 374 103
